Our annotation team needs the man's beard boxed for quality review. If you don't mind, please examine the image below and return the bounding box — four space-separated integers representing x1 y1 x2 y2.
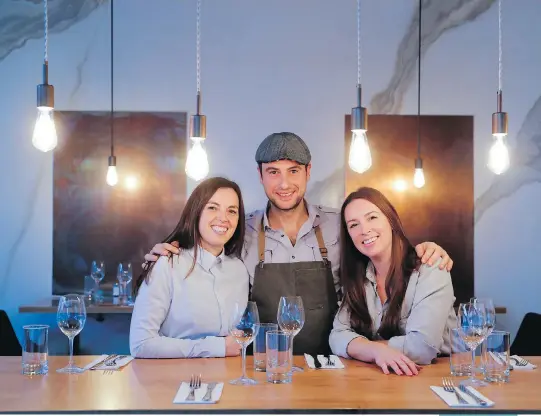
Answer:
267 194 304 212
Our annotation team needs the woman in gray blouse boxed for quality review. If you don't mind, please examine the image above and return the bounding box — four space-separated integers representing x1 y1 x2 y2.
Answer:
330 187 457 375
129 177 250 359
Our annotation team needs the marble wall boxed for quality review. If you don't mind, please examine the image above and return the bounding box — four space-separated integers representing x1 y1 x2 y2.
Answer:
1 0 540 353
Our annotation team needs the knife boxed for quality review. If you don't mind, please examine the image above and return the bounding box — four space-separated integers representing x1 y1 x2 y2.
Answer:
202 382 218 402
312 354 322 369
458 384 488 406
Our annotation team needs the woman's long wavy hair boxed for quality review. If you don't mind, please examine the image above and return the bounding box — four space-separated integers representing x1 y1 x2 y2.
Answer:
339 187 420 340
133 177 245 296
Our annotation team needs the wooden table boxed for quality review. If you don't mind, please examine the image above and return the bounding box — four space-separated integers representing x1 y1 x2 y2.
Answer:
1 356 539 413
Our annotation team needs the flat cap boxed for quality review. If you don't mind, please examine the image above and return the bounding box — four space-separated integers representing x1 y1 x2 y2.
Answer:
255 132 311 165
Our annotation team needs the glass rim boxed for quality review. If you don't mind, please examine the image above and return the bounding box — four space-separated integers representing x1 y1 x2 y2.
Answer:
23 324 49 330
257 323 279 328
487 330 510 336
266 330 290 336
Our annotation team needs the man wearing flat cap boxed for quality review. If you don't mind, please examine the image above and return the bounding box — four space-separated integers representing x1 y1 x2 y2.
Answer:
143 132 453 356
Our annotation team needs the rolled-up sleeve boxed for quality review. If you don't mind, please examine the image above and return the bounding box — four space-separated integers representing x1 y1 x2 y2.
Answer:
129 257 226 359
387 262 455 365
329 304 365 358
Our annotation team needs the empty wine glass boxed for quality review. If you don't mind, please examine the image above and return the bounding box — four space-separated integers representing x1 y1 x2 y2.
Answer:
117 262 133 305
90 260 105 302
277 296 305 373
56 294 87 374
471 297 496 335
228 301 259 385
458 301 488 387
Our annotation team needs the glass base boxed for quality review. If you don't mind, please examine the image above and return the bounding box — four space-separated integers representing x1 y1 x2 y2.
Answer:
291 365 304 373
57 365 85 374
460 377 488 388
229 376 258 386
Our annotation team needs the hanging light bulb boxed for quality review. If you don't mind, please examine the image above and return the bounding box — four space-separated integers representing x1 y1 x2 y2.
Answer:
32 106 57 152
488 0 510 175
107 156 118 186
413 158 425 188
349 128 372 174
33 0 57 152
185 0 210 181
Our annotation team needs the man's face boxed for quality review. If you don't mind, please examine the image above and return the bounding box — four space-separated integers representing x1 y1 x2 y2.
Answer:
258 160 311 211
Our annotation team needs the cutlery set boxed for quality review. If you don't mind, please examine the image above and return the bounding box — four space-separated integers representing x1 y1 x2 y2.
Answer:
185 374 219 402
89 354 128 375
312 354 334 369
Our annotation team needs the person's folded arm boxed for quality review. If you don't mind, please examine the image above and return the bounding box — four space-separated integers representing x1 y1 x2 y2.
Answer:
129 257 226 359
387 260 455 365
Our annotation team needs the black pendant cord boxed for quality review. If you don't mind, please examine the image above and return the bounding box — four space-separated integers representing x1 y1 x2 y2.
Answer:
110 0 114 158
417 0 422 159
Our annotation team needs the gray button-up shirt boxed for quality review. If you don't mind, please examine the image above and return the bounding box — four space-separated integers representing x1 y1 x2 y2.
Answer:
243 202 341 294
130 247 249 358
329 259 457 365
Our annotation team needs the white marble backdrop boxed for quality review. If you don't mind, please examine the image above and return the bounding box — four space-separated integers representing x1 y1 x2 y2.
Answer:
0 0 540 352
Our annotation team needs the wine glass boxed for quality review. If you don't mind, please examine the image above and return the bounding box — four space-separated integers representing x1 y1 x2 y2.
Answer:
228 301 259 385
277 296 305 373
471 297 496 335
90 260 105 302
56 294 87 374
457 301 488 387
117 262 133 305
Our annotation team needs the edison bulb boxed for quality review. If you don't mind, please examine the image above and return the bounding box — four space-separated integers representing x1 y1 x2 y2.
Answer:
488 134 510 175
106 165 118 186
32 107 58 152
185 138 209 181
348 130 372 174
413 168 425 188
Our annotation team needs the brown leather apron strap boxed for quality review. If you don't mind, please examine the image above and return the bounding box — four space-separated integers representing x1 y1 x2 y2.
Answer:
258 219 266 264
314 225 328 261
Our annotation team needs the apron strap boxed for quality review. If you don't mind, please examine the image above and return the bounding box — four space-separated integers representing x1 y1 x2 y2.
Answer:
314 225 328 261
258 219 266 265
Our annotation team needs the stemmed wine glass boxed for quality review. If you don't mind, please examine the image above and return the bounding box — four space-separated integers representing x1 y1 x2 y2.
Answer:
90 260 105 302
229 301 260 385
56 294 87 374
471 297 496 335
117 262 133 305
277 296 305 373
457 301 488 387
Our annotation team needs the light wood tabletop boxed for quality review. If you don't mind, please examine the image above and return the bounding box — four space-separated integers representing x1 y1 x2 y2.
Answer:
0 355 539 413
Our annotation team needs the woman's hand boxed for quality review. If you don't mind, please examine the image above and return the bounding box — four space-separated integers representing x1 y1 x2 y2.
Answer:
141 241 180 268
372 343 420 376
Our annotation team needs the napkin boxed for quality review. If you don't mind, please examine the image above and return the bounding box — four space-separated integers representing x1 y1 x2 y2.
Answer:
491 352 537 370
84 354 134 371
173 382 224 404
304 353 345 369
430 385 494 408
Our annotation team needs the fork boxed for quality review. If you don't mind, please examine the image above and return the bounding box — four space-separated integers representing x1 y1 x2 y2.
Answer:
185 374 202 402
324 355 334 366
500 353 528 367
442 377 468 405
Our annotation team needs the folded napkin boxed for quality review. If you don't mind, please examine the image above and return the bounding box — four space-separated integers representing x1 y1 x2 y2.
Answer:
490 352 537 370
84 354 134 371
173 382 224 404
304 353 345 369
430 385 494 408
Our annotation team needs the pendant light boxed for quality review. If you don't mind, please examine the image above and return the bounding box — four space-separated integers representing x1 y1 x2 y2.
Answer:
185 0 210 181
488 0 510 175
32 0 58 152
106 0 118 186
348 0 372 174
413 0 425 189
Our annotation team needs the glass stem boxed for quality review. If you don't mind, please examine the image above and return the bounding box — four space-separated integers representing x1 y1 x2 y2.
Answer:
290 334 294 368
241 345 247 379
471 347 477 381
69 336 74 367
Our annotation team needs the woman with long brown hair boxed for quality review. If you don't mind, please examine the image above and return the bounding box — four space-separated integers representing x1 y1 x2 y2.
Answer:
129 177 248 358
330 187 456 375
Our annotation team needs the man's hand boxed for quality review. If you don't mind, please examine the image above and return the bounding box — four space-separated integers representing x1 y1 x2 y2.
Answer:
141 241 180 269
415 242 453 272
225 336 242 357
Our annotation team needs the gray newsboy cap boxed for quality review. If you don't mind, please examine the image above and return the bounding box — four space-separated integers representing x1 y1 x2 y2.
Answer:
255 132 311 165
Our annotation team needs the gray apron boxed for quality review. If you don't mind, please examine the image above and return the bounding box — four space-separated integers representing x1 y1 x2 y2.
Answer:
250 220 338 355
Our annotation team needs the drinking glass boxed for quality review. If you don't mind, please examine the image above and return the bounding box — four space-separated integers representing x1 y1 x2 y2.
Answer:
471 297 496 335
22 325 49 375
90 260 105 302
117 262 133 305
56 294 87 374
277 296 305 373
228 301 259 385
253 323 278 372
457 301 488 387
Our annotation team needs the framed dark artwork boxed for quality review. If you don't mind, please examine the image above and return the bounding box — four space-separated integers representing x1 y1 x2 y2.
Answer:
53 111 187 295
345 114 474 305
